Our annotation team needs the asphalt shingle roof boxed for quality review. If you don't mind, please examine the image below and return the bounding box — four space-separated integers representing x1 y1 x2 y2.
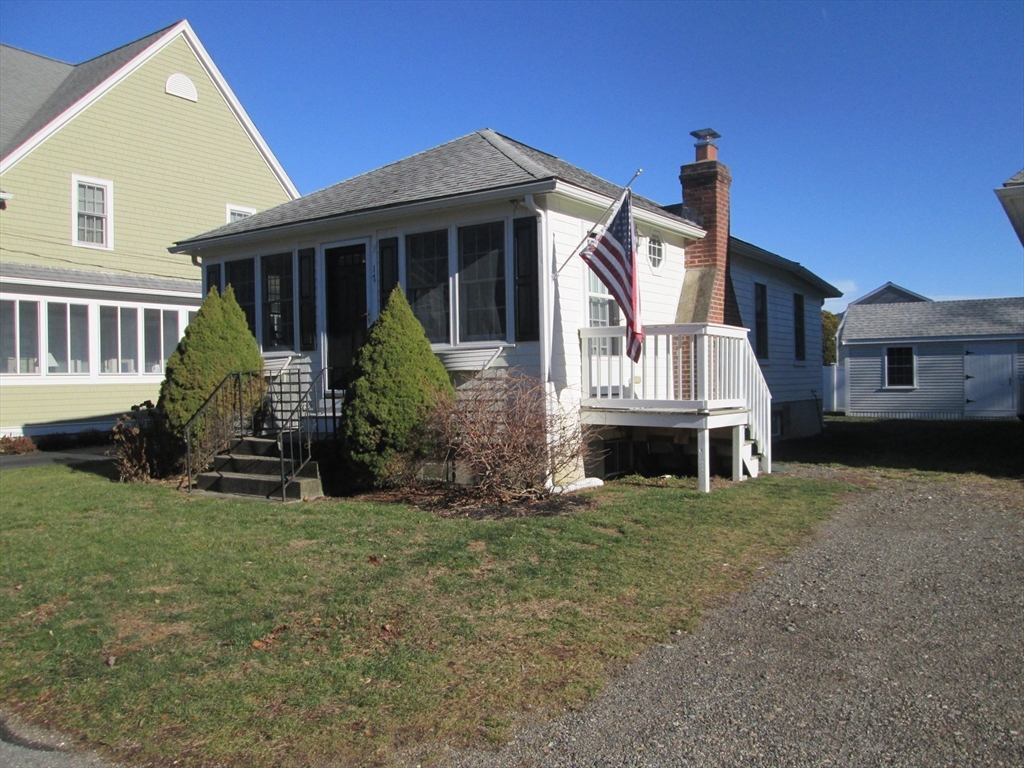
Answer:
0 262 201 295
0 25 173 159
174 129 701 248
842 297 1024 342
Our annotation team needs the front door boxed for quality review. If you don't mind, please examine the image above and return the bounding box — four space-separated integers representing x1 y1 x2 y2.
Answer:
324 243 367 391
964 341 1016 417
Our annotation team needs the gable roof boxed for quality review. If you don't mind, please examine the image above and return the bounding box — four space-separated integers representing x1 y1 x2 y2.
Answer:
0 21 298 198
171 129 702 251
728 236 842 298
841 297 1024 343
848 281 932 306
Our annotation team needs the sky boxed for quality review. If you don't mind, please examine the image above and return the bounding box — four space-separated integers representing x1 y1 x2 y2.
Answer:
2 0 1021 312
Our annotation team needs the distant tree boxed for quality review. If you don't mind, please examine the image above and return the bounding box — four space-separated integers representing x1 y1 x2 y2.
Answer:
158 286 264 436
342 286 454 488
822 310 840 365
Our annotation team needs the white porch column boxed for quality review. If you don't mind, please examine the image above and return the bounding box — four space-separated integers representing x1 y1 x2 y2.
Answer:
732 424 744 482
697 427 711 493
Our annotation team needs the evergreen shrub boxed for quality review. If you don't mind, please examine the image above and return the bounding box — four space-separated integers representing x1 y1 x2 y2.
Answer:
158 286 264 437
342 287 454 487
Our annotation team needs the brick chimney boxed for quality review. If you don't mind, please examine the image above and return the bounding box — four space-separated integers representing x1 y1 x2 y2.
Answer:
677 129 741 326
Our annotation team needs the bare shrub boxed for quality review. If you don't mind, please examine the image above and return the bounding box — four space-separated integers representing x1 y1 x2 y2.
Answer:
110 401 179 482
0 435 36 455
432 370 589 502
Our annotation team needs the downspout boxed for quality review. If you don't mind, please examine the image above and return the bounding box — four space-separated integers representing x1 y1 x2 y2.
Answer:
521 193 556 488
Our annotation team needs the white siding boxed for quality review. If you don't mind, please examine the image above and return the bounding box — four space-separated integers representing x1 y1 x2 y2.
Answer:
846 342 965 417
731 255 827 406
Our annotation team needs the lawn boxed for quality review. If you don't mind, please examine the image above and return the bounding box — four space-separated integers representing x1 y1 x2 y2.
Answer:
0 464 849 767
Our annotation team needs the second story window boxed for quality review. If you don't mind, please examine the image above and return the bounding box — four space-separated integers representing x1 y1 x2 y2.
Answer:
72 175 112 249
227 204 256 223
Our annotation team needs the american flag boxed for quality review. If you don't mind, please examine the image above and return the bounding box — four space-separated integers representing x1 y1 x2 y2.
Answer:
581 189 644 362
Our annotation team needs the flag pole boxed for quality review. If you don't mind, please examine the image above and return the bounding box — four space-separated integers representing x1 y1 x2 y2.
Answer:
555 169 643 275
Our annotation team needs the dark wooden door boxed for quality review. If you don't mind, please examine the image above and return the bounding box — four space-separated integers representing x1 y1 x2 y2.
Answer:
324 244 367 391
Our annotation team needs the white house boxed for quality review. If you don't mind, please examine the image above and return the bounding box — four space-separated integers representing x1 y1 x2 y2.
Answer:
172 129 838 492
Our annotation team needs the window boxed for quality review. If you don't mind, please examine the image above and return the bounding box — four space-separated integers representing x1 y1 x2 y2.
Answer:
227 204 256 223
46 302 89 374
513 217 539 342
793 293 805 362
647 233 664 269
100 306 138 374
205 263 222 296
72 175 112 249
754 283 769 359
144 309 179 374
406 229 449 343
378 237 399 312
885 346 915 388
298 248 316 351
458 221 506 342
588 268 621 356
224 258 256 336
1 299 40 374
262 253 295 350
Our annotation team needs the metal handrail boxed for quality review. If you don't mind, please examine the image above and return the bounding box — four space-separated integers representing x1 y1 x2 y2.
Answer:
274 368 338 501
184 370 264 491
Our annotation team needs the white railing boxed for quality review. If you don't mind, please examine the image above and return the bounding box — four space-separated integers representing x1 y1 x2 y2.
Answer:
579 323 771 469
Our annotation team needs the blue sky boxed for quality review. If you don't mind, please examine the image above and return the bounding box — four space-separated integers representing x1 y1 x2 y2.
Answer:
2 0 1022 311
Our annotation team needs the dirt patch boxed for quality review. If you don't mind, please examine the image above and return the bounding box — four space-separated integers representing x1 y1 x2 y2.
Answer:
112 613 193 651
287 539 320 550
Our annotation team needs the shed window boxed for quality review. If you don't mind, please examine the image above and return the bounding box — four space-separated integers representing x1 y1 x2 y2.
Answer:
885 346 915 388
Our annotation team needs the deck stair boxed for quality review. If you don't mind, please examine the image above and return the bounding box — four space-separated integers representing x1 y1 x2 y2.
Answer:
196 436 323 500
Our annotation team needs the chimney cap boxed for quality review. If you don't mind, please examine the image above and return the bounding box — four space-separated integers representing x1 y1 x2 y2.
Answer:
690 128 721 144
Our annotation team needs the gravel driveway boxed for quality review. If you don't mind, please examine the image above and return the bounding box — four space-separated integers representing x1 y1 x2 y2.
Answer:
437 468 1024 768
4 467 1022 767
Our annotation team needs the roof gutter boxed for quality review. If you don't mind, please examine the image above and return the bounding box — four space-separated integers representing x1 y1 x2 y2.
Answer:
170 180 559 255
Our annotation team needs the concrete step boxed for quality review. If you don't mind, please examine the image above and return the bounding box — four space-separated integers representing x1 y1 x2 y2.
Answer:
229 437 280 457
212 454 320 478
196 470 323 501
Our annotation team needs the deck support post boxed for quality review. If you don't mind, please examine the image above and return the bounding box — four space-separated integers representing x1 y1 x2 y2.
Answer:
732 424 744 482
697 427 711 493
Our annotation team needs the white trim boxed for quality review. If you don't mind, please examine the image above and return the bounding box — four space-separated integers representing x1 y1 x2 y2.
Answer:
71 174 113 250
226 203 257 223
883 344 917 389
844 333 1023 346
552 181 706 240
0 274 200 300
1 21 299 201
170 181 559 254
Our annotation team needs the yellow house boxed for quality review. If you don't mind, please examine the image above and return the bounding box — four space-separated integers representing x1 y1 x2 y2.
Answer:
0 20 298 436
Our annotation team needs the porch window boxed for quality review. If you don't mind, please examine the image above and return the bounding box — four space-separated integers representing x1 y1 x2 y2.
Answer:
262 253 295 350
588 268 621 356
144 308 180 374
47 302 90 374
885 346 915 388
458 221 505 342
406 229 449 343
298 248 317 351
1 299 40 374
793 293 805 361
378 237 399 311
754 283 769 359
205 262 222 296
224 258 256 336
100 306 138 374
513 217 539 342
